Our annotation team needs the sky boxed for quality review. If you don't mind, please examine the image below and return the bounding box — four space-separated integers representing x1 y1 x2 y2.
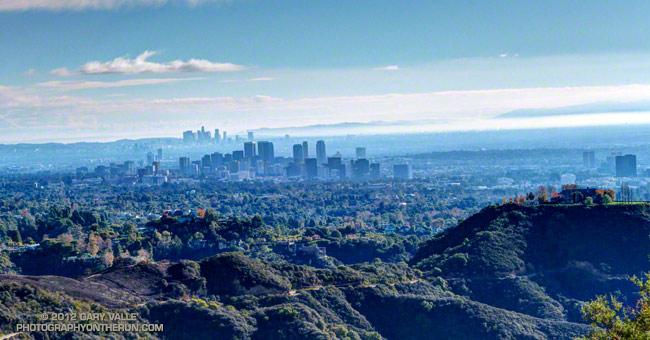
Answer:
2 0 650 143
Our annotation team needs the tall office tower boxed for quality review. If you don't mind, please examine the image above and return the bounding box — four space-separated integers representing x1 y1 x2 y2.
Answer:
293 144 304 163
211 152 224 167
183 130 195 144
316 140 326 165
232 150 244 162
356 147 366 159
369 163 380 179
223 153 232 163
257 141 275 163
222 131 227 143
616 154 637 177
327 157 342 171
179 157 190 172
204 131 211 143
583 150 595 168
229 160 240 173
353 159 370 180
248 131 254 141
302 141 309 159
607 151 622 174
146 151 154 164
305 158 318 179
393 164 413 179
214 129 220 143
202 154 212 169
244 142 257 159
157 148 163 161
286 163 301 177
152 161 161 174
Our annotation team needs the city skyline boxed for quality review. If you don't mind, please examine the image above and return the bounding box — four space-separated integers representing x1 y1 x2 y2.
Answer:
3 1 650 143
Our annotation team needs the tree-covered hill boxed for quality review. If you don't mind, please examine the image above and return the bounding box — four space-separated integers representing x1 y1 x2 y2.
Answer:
4 204 650 339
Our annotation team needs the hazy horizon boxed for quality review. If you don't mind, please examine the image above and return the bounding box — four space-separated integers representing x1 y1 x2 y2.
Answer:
3 0 650 143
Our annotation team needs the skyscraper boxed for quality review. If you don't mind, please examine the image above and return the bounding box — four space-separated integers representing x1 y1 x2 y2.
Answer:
394 164 412 179
183 130 195 144
293 144 304 163
356 147 366 159
179 157 190 172
583 151 595 168
222 131 227 143
257 141 275 163
305 158 318 179
214 129 220 143
616 154 637 177
370 163 380 179
244 142 257 159
156 148 163 161
211 152 224 167
316 140 326 165
352 159 369 180
302 141 309 159
232 150 244 162
248 131 254 140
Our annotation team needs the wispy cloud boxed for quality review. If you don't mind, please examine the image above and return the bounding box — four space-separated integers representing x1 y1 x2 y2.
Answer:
50 67 73 76
220 77 275 83
24 69 35 76
0 0 226 11
374 65 400 71
36 77 203 90
56 51 245 75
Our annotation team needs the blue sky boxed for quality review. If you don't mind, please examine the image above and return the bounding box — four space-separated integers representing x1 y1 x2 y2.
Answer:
2 0 650 142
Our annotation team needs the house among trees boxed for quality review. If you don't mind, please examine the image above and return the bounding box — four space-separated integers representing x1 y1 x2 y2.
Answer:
552 185 615 204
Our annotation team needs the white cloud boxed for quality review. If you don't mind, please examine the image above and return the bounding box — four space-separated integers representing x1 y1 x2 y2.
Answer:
249 77 274 81
77 50 244 74
0 0 226 11
50 67 73 76
24 69 35 76
374 65 400 71
499 54 508 58
36 77 203 90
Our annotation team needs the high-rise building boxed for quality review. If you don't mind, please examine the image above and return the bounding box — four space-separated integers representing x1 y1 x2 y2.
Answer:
583 151 595 168
370 163 380 179
316 140 326 165
183 130 195 144
356 147 366 159
305 158 318 179
179 157 190 172
233 150 244 162
222 131 227 143
293 144 304 163
352 159 369 180
211 152 224 167
244 142 257 159
248 131 254 140
146 151 154 164
302 141 309 159
156 148 163 161
616 154 637 177
393 164 412 179
202 154 212 169
214 129 220 143
327 157 342 171
257 141 275 163
152 161 161 174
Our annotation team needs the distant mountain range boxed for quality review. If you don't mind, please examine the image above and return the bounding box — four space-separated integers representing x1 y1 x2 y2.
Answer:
252 119 449 136
497 101 650 118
